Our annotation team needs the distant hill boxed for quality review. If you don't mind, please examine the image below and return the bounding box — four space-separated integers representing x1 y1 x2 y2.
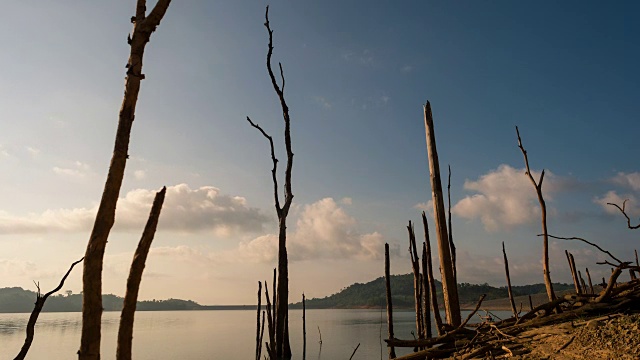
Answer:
0 287 202 313
291 274 574 309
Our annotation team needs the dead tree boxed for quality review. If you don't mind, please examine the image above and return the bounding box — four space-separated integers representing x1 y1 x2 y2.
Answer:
79 1 172 359
422 212 444 335
515 126 556 302
420 245 432 339
447 165 457 285
384 243 397 359
246 7 295 358
14 258 83 360
565 250 581 294
407 221 424 341
422 101 460 326
116 187 166 360
502 242 518 320
256 282 263 360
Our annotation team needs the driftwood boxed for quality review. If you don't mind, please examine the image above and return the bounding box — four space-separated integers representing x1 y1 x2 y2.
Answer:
79 1 172 359
387 270 640 360
14 258 83 360
607 199 640 229
407 221 424 342
117 187 166 360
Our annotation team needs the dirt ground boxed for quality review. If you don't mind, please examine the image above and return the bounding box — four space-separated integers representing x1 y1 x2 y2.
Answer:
500 312 640 360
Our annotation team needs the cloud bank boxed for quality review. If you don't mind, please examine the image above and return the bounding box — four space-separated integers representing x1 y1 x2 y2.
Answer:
0 184 269 236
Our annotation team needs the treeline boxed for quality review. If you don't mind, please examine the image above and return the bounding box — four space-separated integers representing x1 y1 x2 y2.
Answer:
292 274 574 309
0 287 202 313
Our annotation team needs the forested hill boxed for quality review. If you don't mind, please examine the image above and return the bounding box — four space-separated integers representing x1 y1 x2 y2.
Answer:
0 287 202 313
292 274 574 309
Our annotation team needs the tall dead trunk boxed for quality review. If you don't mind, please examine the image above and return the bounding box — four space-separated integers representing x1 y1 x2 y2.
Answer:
79 2 172 359
407 222 423 340
116 187 166 360
247 7 295 358
421 245 431 339
14 258 83 360
502 242 518 320
422 212 444 335
447 165 457 285
516 126 556 302
384 243 396 359
422 101 460 326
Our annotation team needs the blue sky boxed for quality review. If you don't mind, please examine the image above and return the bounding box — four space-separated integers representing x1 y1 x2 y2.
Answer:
0 1 638 304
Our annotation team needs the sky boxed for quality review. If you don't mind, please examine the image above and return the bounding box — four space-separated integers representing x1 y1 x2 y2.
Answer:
0 1 639 305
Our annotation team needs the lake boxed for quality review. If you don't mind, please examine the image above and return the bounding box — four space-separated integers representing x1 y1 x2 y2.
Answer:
0 309 512 359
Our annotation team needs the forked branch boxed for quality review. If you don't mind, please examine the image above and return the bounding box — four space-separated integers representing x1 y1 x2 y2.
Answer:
607 200 640 230
15 257 83 360
246 116 281 215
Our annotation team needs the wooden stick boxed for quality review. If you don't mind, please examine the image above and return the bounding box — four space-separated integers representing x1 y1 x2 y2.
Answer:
421 245 432 339
502 242 518 320
422 212 444 335
578 270 587 295
117 187 166 360
585 268 594 294
516 126 556 302
14 258 83 360
565 250 580 294
407 221 424 341
385 243 396 359
424 101 460 326
302 293 306 360
349 343 360 360
256 281 262 360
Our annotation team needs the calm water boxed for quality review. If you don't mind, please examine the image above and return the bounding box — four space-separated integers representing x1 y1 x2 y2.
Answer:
0 309 512 359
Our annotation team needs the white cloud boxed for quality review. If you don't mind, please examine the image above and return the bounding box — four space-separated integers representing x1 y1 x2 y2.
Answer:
0 184 269 235
53 161 91 178
452 165 565 231
134 170 146 180
401 65 413 73
223 198 386 263
414 200 434 214
26 146 40 157
611 172 640 192
340 197 352 205
593 191 640 217
0 145 10 158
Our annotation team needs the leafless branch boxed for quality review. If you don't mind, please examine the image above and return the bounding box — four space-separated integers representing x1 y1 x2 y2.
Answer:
15 257 83 360
607 200 640 229
544 234 623 264
246 116 281 215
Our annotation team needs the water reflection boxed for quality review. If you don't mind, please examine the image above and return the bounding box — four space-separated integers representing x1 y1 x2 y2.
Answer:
0 309 512 360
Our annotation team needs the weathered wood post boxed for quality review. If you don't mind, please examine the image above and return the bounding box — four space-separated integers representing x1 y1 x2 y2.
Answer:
385 243 396 359
117 187 166 360
565 250 581 294
502 242 518 320
422 101 461 327
421 245 432 339
422 212 444 335
407 221 424 341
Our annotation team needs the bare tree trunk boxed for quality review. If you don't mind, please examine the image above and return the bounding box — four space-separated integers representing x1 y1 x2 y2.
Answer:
116 187 166 360
422 212 444 335
302 293 306 360
265 279 276 360
247 7 295 358
422 101 460 327
14 258 83 360
569 252 581 294
407 222 423 341
585 268 594 294
384 243 396 359
256 282 263 360
502 242 518 320
565 250 581 294
79 2 172 359
447 165 457 285
516 126 556 302
421 245 431 339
